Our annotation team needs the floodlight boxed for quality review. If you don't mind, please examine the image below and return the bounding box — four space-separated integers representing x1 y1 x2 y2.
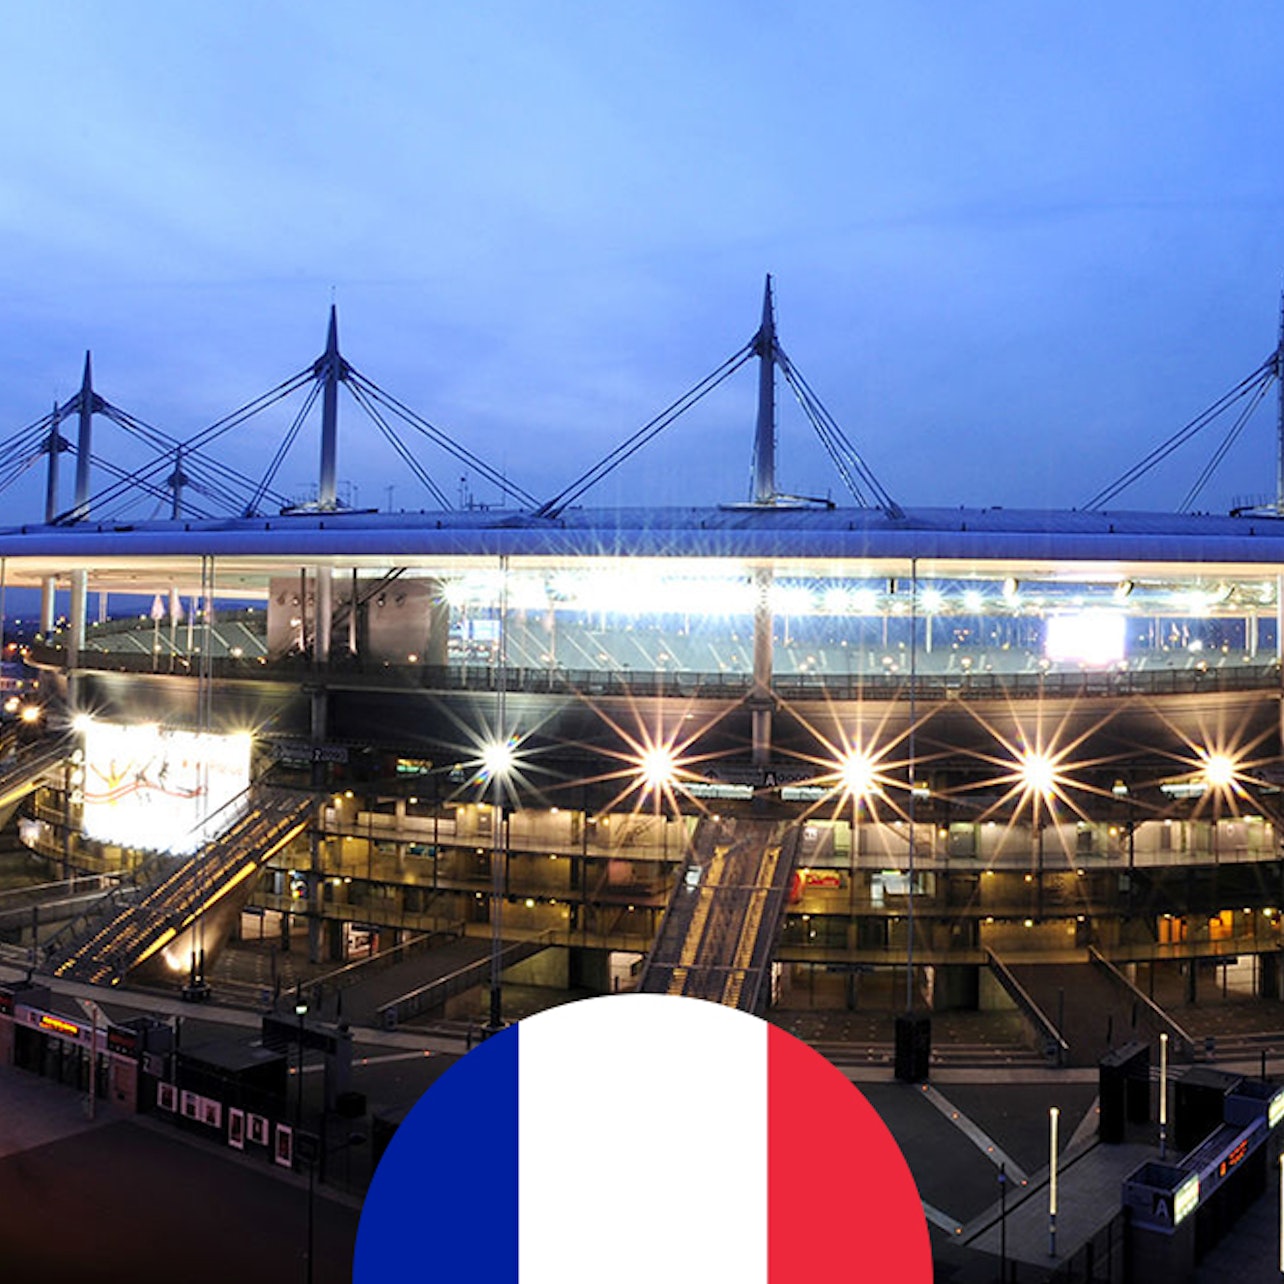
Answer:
638 745 678 792
840 750 877 798
1019 751 1056 798
1202 753 1236 790
481 737 516 781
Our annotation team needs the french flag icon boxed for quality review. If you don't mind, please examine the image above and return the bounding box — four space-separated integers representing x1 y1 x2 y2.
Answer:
354 994 931 1283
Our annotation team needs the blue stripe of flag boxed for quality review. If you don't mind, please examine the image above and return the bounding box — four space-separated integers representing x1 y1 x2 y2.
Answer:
354 1024 519 1282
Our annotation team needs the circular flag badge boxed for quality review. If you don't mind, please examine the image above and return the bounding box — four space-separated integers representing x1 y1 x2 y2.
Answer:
354 994 931 1283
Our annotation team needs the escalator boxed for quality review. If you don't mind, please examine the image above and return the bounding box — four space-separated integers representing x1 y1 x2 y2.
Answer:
640 817 800 1013
48 784 315 985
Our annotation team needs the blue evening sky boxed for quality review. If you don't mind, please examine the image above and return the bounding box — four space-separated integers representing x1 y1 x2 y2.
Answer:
2 3 1283 520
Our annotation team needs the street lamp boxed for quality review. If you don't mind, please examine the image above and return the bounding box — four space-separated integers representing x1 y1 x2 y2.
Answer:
482 737 514 1035
1048 1105 1059 1258
998 1162 1008 1284
1159 1032 1169 1159
1020 751 1055 921
302 1129 364 1284
294 986 308 1127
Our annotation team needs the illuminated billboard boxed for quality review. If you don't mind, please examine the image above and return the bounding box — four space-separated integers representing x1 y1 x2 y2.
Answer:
80 721 252 855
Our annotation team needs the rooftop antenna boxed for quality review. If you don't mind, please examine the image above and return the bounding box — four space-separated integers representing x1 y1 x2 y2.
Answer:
751 275 777 504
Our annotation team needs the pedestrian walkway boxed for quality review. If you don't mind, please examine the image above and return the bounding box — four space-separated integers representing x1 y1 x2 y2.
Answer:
963 1140 1155 1264
0 1061 119 1159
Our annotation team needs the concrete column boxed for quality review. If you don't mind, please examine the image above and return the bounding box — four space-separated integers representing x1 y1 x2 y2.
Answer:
68 569 87 667
315 566 332 664
751 565 774 766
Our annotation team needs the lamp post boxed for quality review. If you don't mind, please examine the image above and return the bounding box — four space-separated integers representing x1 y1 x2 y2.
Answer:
998 1162 1008 1284
483 736 514 1036
1278 1151 1283 1277
1159 1031 1169 1159
302 1130 364 1284
294 986 308 1128
1048 1105 1059 1258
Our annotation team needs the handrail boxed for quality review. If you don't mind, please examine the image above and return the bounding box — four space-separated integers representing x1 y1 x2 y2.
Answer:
23 641 1283 703
984 947 1070 1066
375 929 557 1025
1088 945 1196 1057
303 926 461 1003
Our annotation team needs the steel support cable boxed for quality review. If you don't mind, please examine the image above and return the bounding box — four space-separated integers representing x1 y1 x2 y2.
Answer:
0 411 61 466
788 360 892 512
0 448 48 497
98 408 249 512
535 341 757 518
174 367 316 458
64 398 298 520
1083 356 1277 510
101 405 269 510
105 397 298 510
53 447 178 520
174 457 260 512
776 348 901 514
777 348 885 507
0 416 58 462
777 354 871 506
1180 373 1275 511
98 403 174 453
345 382 453 509
82 450 218 520
0 426 58 483
347 370 538 509
245 380 323 514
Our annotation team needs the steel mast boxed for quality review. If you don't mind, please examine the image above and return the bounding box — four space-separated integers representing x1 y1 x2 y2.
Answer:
750 277 776 767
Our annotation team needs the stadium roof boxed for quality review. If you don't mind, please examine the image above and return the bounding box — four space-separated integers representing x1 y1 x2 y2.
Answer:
0 504 1282 591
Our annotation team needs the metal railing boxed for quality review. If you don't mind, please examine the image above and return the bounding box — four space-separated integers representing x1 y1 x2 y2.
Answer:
26 641 1283 702
1088 945 1195 1058
985 948 1071 1066
375 929 557 1027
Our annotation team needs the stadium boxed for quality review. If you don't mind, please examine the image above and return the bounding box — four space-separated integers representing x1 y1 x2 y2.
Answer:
3 280 1284 1076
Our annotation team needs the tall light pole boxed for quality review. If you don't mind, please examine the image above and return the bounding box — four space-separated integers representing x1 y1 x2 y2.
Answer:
1159 1031 1169 1159
485 554 512 1037
1048 1106 1059 1258
294 985 308 1128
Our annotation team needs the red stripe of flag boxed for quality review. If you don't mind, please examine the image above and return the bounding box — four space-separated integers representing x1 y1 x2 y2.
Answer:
768 1024 932 1281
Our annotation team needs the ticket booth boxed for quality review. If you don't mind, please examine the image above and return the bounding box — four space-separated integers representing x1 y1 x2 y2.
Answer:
0 981 146 1112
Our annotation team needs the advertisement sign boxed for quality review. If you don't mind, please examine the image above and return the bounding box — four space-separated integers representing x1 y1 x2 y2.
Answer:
80 721 252 855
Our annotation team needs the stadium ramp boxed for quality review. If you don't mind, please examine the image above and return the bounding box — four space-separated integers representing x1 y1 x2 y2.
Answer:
47 784 314 985
0 737 69 815
639 816 800 1013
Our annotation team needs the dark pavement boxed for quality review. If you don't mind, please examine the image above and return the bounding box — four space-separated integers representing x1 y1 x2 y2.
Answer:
0 1069 359 1284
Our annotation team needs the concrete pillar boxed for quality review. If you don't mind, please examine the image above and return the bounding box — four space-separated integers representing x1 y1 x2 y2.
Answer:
68 570 87 667
751 565 773 767
315 566 332 663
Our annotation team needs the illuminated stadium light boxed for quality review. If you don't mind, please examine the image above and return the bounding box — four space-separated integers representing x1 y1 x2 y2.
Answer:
822 587 849 614
1044 612 1126 667
1202 752 1237 790
638 744 678 793
849 587 878 615
771 583 813 615
480 736 518 782
919 588 944 613
839 749 879 799
72 712 95 735
962 589 985 612
1019 751 1057 799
